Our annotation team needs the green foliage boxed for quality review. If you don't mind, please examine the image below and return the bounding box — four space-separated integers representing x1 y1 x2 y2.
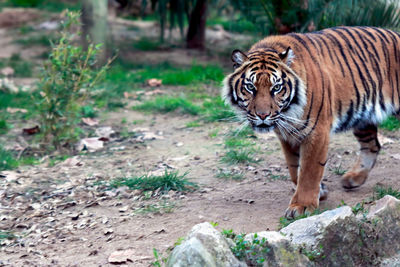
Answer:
0 146 18 171
134 95 202 115
351 202 366 215
230 233 270 266
279 209 324 228
230 0 400 35
329 163 347 176
110 170 197 193
36 11 110 150
201 98 237 122
7 0 43 7
134 64 224 85
380 116 400 131
374 185 400 200
133 38 161 51
0 119 10 135
300 245 325 261
207 17 258 34
221 127 259 165
215 168 245 180
134 200 175 215
81 105 97 118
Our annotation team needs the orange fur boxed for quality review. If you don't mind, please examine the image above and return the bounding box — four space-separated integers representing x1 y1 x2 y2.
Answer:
222 26 399 218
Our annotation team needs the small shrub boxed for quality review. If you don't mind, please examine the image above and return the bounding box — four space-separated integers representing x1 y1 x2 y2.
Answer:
110 170 197 193
220 149 259 165
329 164 347 176
8 0 43 7
380 116 400 131
133 38 161 51
36 11 111 150
0 119 10 135
231 233 270 266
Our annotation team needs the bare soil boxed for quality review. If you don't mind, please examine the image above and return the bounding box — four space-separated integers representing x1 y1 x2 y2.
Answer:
1 8 400 267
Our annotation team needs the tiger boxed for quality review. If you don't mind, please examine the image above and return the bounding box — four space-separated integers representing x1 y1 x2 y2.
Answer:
222 26 400 219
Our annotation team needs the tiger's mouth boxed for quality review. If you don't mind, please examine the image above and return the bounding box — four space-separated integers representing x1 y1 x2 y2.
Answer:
252 123 275 133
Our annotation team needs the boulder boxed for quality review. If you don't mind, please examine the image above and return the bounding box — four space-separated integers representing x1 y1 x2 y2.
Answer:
167 222 246 267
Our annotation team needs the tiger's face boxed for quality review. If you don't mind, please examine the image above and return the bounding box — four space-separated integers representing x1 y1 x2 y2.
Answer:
222 47 306 135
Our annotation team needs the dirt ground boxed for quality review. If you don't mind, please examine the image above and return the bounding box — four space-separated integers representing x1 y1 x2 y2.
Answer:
2 8 400 267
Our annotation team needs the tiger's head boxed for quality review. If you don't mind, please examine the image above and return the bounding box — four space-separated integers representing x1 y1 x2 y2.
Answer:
222 47 306 135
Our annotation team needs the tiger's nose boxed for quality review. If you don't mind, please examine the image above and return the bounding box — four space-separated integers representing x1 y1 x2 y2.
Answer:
256 111 270 120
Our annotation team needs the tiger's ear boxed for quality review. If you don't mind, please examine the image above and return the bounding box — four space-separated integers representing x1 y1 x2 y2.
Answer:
279 47 294 66
231 49 248 69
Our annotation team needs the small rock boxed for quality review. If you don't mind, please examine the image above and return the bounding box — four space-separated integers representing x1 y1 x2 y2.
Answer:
176 142 184 147
194 156 200 160
104 228 114 235
108 249 135 264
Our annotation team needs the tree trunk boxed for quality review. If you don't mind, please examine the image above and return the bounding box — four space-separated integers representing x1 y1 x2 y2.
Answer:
81 0 108 64
186 0 207 50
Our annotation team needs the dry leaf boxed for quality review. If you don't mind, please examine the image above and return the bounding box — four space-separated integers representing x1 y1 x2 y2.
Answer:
7 107 27 113
82 117 99 126
147 78 162 87
145 89 164 96
22 125 40 135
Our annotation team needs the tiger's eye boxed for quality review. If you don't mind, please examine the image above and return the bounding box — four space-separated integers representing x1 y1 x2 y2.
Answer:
247 84 255 90
274 84 281 90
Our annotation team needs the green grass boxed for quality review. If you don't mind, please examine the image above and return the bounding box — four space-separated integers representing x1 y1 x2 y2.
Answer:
133 38 161 51
15 34 56 47
380 116 400 131
329 164 347 176
374 185 400 200
215 169 245 180
220 149 259 165
207 17 259 34
185 121 201 128
134 96 202 115
0 54 33 77
0 146 18 171
110 170 197 193
201 98 237 122
132 62 224 85
134 201 175 215
0 119 10 135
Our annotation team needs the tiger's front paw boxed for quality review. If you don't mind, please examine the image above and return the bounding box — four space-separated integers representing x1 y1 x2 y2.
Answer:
284 204 315 219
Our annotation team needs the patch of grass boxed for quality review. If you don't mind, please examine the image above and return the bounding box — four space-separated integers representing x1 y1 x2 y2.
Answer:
269 174 288 181
15 34 56 47
185 121 201 128
300 245 325 261
110 170 197 193
48 155 70 167
216 168 245 180
0 54 33 77
134 96 202 115
0 230 17 245
81 105 97 118
201 98 237 122
207 16 259 34
134 200 175 215
224 136 253 149
208 129 219 138
0 119 10 135
374 185 400 200
220 149 259 165
329 163 346 176
133 63 224 85
380 116 400 131
133 38 161 51
351 202 366 215
0 146 18 171
279 209 325 229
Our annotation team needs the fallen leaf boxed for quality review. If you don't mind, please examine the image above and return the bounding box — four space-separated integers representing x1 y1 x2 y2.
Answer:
147 78 162 87
0 67 14 76
82 117 99 126
145 89 164 96
76 137 104 152
108 249 135 264
7 107 27 113
23 126 40 135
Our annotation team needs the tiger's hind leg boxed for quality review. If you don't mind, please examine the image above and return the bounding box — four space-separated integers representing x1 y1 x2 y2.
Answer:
341 124 380 190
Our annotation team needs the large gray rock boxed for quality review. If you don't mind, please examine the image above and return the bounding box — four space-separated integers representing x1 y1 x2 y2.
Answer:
167 222 246 267
243 231 311 267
